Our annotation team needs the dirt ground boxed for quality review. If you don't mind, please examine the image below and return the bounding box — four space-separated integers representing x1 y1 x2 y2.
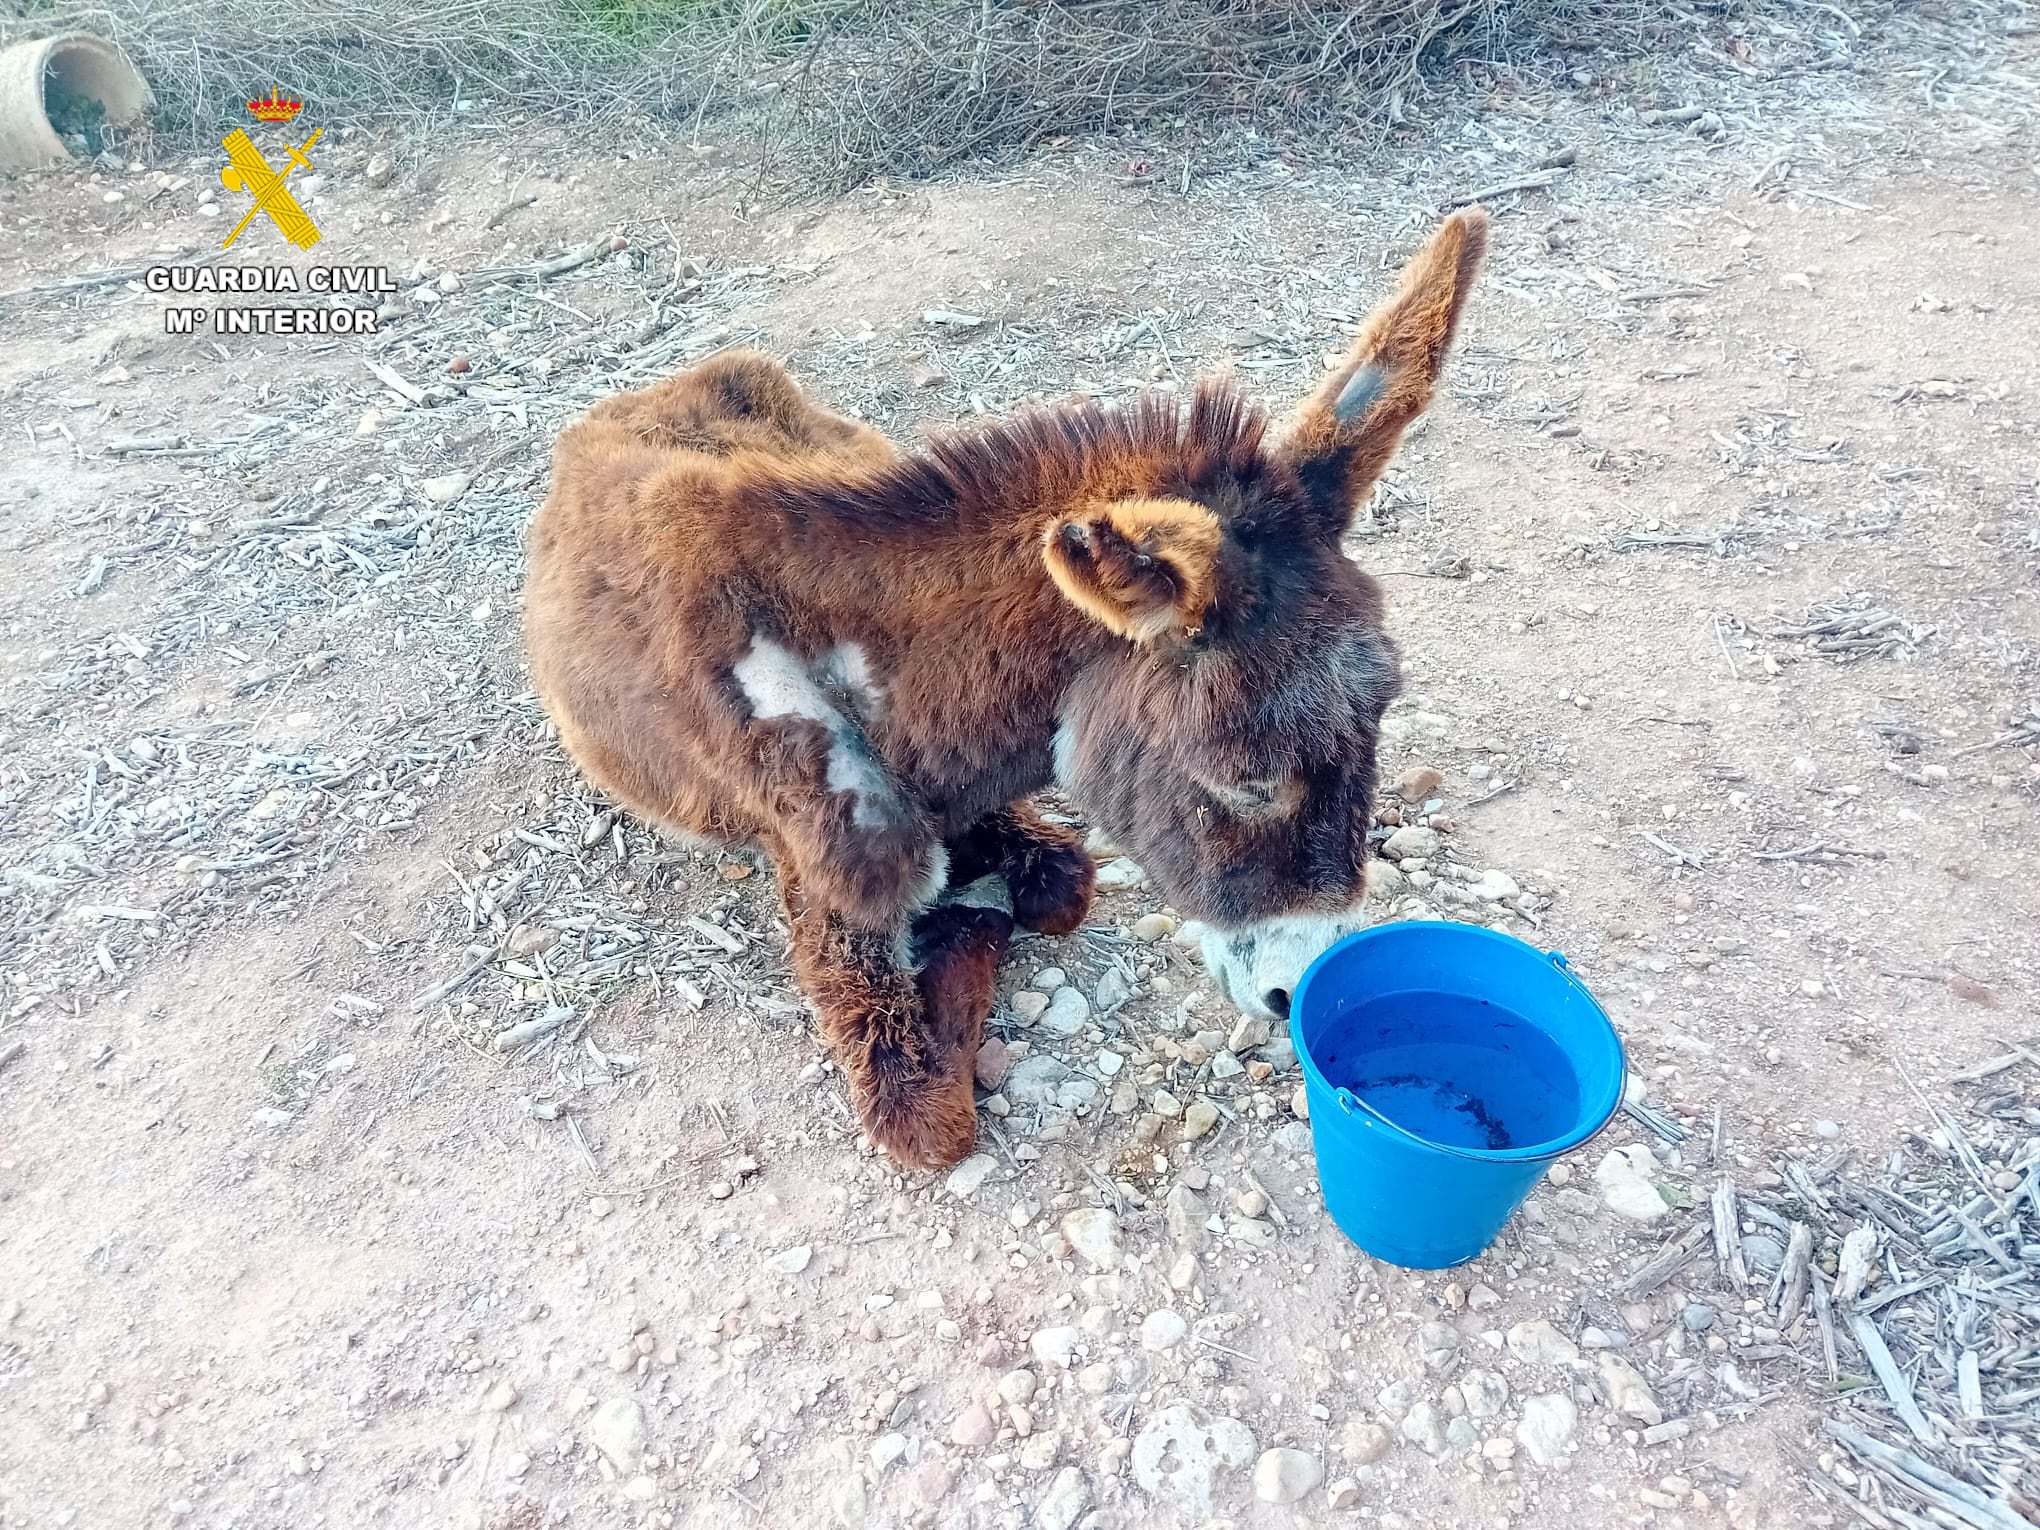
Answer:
2 13 2036 1530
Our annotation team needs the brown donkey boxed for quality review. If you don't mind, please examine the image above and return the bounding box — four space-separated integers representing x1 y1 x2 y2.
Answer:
524 209 1489 1169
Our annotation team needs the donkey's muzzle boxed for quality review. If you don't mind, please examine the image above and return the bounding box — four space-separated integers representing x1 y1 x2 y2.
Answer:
1187 905 1373 1024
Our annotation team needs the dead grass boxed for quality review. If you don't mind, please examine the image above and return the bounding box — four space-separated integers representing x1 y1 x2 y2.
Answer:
7 0 1879 189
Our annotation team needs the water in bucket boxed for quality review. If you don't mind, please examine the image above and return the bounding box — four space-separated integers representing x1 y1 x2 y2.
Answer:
1317 992 1581 1153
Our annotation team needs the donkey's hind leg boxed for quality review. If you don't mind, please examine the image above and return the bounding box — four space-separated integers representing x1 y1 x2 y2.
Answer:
947 802 1096 937
909 875 1016 1090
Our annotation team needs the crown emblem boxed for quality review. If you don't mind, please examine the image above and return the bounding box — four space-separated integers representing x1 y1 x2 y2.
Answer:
246 89 304 124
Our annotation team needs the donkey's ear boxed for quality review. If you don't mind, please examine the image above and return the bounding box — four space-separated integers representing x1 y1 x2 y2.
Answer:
1043 497 1222 644
1279 208 1489 534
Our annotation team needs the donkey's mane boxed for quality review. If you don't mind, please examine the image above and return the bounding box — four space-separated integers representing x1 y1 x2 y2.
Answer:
772 378 1273 533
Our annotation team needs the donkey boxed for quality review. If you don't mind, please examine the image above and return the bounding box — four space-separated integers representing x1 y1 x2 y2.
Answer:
524 209 1488 1169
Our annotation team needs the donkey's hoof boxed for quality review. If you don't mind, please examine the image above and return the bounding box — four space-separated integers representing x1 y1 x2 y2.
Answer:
1008 840 1096 936
859 1067 979 1171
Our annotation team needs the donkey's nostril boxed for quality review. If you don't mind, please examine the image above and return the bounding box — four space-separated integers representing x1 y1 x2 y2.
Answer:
1263 987 1292 1021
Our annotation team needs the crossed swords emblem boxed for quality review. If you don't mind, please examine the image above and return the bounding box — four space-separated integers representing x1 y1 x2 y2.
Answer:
218 126 324 251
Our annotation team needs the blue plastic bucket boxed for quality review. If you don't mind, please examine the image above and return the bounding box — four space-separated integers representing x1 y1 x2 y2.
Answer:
1289 921 1625 1270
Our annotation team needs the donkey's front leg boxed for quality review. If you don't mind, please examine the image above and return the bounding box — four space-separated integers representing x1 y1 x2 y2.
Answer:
778 864 1007 1169
909 874 1017 1082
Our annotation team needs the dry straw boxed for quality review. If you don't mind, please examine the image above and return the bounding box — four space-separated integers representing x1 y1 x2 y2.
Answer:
5 0 1766 186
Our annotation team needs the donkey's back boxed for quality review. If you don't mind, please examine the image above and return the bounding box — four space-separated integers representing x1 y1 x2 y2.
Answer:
568 349 894 475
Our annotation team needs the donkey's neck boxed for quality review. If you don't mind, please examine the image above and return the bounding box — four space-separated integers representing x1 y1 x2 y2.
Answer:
723 441 1146 816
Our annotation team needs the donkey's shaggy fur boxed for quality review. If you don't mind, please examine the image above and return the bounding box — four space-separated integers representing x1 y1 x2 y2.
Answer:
525 210 1489 1167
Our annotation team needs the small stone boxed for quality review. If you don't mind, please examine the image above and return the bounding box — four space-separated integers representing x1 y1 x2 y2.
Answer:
1382 825 1442 859
1019 1429 1061 1469
1506 1320 1580 1368
884 1459 942 1510
1133 913 1178 941
1597 1353 1663 1425
1153 1089 1184 1118
421 471 472 504
1227 1016 1271 1052
1459 1368 1508 1418
1516 1392 1577 1466
1140 1309 1188 1351
1468 869 1521 902
1341 1419 1393 1465
1003 1055 1076 1109
1400 1401 1448 1455
1061 1208 1124 1270
951 1402 996 1447
765 1243 813 1276
1253 1447 1323 1505
975 1038 1013 1089
1682 1303 1715 1332
1034 1465 1091 1530
832 1476 869 1528
1094 858 1147 890
1011 990 1051 1023
1395 766 1445 802
1813 1118 1841 1140
1094 968 1133 1011
1416 1319 1463 1374
1166 1184 1208 1245
502 1451 530 1478
1040 987 1090 1036
1291 1084 1310 1120
1132 1404 1257 1516
1209 1050 1244 1079
1467 1283 1501 1312
1181 1100 1219 1140
1374 1378 1417 1420
364 153 395 187
482 1379 518 1413
998 1369 1038 1406
1030 1326 1081 1368
870 1432 908 1470
1326 1476 1363 1510
1595 1145 1672 1221
1033 966 1067 992
946 1154 999 1198
587 1398 646 1474
1741 1233 1786 1272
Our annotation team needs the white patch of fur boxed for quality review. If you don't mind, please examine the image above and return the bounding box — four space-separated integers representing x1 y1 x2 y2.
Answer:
735 634 903 828
733 635 838 726
895 842 954 967
821 642 884 718
910 842 951 911
1051 718 1078 791
825 736 897 829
